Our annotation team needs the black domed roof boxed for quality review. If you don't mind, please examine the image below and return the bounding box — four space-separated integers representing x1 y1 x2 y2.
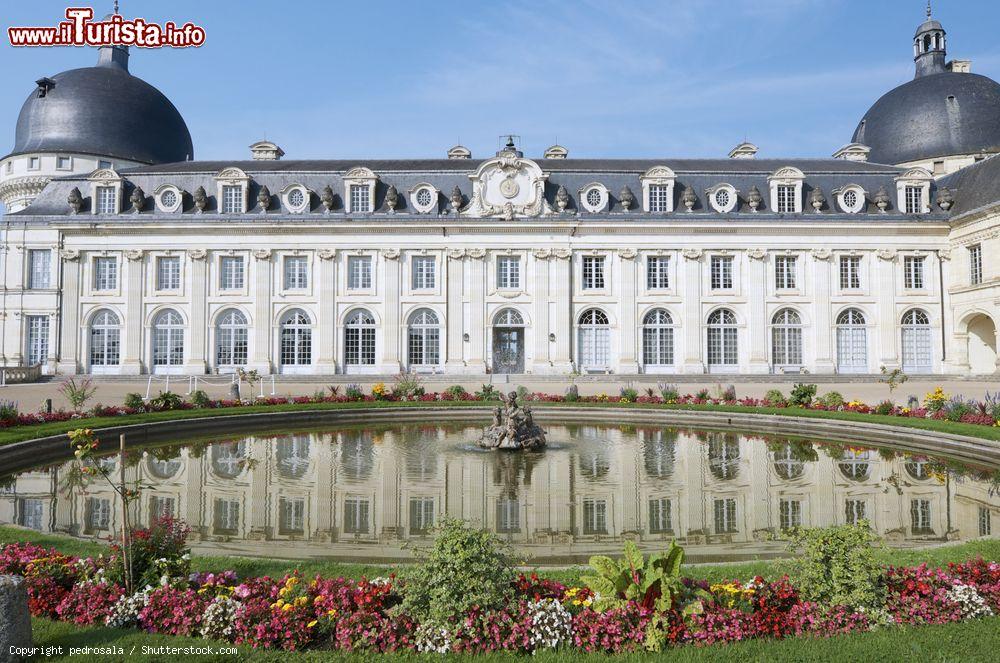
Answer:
852 72 1000 165
8 52 193 165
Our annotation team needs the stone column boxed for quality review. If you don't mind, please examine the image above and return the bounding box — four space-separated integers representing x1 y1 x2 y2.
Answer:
316 250 337 372
811 249 835 372
875 250 899 370
379 250 402 373
467 249 487 372
57 250 82 374
0 575 32 654
250 250 272 373
938 250 965 372
121 250 145 374
682 250 705 373
617 249 639 373
548 250 573 372
746 249 769 373
532 251 551 372
185 249 208 374
445 250 466 371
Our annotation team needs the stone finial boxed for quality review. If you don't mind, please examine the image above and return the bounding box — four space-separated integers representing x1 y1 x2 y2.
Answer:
450 185 464 211
129 186 145 213
747 185 762 212
936 186 954 211
320 185 335 212
874 185 891 213
809 186 826 213
618 185 635 211
555 185 570 211
0 575 32 653
67 187 83 214
257 186 270 213
385 185 399 212
682 186 697 212
193 186 207 213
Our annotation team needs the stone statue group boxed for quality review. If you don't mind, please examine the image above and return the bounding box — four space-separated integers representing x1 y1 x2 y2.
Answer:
478 391 547 451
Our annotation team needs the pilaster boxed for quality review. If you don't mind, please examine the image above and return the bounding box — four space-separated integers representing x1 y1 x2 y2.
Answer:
467 250 487 372
184 249 208 373
532 251 551 372
875 249 899 370
250 250 272 373
445 250 466 370
379 250 402 373
682 250 705 373
316 250 337 372
121 250 144 375
547 250 573 372
811 249 835 372
746 250 769 373
616 249 639 373
57 250 81 374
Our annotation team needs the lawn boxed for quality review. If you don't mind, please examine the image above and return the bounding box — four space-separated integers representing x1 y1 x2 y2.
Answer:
2 398 1000 447
28 615 1000 662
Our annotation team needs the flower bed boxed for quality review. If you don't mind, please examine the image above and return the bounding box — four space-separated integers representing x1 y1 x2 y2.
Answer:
2 522 997 654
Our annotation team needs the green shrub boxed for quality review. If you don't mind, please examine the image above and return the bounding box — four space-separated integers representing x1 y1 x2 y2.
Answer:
721 384 737 401
123 393 145 410
789 383 817 406
695 388 710 400
875 400 895 416
764 389 786 406
327 385 341 397
150 391 183 411
189 389 211 408
0 400 18 422
515 385 529 401
564 385 581 402
619 387 639 403
659 384 679 403
445 385 468 398
787 522 886 611
475 384 500 401
816 391 845 408
345 384 364 401
58 377 98 413
398 519 516 623
391 372 424 399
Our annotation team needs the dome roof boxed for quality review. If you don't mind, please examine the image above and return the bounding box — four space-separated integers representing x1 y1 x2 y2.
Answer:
7 52 193 165
852 71 1000 165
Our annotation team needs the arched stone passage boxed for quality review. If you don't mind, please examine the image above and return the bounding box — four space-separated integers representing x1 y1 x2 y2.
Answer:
967 314 998 374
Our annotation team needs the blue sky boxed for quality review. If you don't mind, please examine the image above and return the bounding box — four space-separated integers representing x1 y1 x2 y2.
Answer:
2 0 999 161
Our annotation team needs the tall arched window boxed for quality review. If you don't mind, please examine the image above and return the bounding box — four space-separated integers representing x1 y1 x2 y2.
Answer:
407 309 440 367
707 309 738 370
151 309 184 371
838 448 871 481
494 308 524 327
642 309 674 368
772 443 805 480
344 309 376 368
578 309 610 370
89 309 121 371
771 308 803 369
280 310 312 369
836 308 867 373
901 309 932 372
708 433 740 480
215 309 248 369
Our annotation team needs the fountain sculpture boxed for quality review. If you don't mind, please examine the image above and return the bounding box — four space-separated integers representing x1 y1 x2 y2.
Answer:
478 391 547 451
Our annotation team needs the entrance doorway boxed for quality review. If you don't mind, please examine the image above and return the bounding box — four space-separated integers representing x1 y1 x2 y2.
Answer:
967 314 998 374
492 309 525 374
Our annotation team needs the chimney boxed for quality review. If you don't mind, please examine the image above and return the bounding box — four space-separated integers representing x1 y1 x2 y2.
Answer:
249 140 284 161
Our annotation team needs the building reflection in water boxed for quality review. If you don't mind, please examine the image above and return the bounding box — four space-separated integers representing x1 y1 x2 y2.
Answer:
1 424 998 564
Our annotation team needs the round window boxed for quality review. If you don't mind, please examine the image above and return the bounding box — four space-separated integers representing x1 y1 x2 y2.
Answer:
288 188 305 209
715 189 730 209
416 188 433 208
160 189 177 209
843 189 858 211
586 188 602 209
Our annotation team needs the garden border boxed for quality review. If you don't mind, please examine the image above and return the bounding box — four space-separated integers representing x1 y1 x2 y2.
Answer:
2 405 999 475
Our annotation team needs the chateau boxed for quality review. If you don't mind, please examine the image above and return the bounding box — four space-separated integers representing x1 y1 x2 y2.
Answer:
2 9 1000 378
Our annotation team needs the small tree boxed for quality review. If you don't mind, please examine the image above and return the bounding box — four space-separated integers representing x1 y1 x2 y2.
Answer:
237 368 260 402
880 366 908 401
58 378 98 413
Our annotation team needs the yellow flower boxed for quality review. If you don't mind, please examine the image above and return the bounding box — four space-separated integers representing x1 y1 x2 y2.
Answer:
307 620 318 628
282 603 294 612
327 609 338 617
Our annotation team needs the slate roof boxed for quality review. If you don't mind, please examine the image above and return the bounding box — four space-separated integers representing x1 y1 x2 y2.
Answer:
938 155 1000 217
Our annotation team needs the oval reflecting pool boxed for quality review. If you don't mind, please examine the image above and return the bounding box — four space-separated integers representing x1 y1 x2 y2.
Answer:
2 423 998 564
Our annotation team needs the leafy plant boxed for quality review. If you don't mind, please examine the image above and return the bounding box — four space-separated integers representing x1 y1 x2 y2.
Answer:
123 393 145 411
391 372 424 399
816 391 844 408
764 389 787 406
398 519 516 623
327 385 341 397
658 383 679 403
619 387 639 403
581 540 696 615
516 385 530 401
345 384 364 401
788 383 817 407
943 396 973 422
0 400 18 422
875 400 895 415
445 385 468 398
880 366 908 396
188 390 211 408
694 388 710 401
786 523 886 611
150 391 183 411
59 378 98 413
475 384 500 401
564 385 580 402
721 384 737 401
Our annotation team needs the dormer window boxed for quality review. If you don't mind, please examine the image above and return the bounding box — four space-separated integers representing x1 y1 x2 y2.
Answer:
895 168 932 214
579 183 608 213
836 185 866 214
154 184 183 213
408 184 439 214
768 167 805 214
89 168 123 215
343 166 378 214
281 184 310 214
96 187 117 214
706 183 738 213
640 166 676 213
215 167 250 214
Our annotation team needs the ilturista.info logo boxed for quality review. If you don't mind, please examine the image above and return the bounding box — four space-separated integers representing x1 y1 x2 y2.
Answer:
8 7 205 48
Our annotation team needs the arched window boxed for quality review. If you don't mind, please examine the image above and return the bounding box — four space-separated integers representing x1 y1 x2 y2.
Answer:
89 309 121 370
146 455 182 480
579 450 610 479
707 309 738 369
772 443 805 480
276 435 311 479
407 309 440 367
642 430 677 479
578 309 610 370
210 441 247 479
771 309 803 368
216 309 248 369
838 448 871 481
836 308 867 373
493 308 524 327
151 309 184 370
904 459 930 481
901 309 932 372
708 433 740 480
344 309 376 367
340 432 375 480
642 309 674 367
280 310 312 367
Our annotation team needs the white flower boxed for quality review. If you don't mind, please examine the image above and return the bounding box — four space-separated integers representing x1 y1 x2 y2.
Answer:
105 587 154 629
526 598 573 651
414 623 452 654
200 596 242 640
946 582 994 619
